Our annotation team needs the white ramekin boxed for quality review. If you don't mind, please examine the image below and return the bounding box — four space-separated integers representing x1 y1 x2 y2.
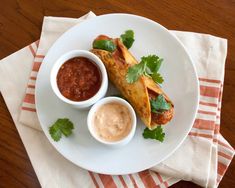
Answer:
87 97 137 148
50 50 108 109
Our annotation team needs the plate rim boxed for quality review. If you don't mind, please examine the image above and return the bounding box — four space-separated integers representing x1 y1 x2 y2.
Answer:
35 13 199 175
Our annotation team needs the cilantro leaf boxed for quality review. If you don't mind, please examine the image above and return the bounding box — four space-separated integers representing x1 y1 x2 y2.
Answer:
143 126 165 142
150 94 171 113
126 61 145 83
49 118 74 142
142 55 163 74
49 125 62 141
126 55 164 84
151 73 164 84
93 40 116 52
120 30 135 49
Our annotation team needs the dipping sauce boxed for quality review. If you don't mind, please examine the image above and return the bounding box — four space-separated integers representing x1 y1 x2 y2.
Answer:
93 102 132 142
57 57 101 101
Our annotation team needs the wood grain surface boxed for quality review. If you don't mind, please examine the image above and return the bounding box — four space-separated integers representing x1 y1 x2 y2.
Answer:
0 0 234 187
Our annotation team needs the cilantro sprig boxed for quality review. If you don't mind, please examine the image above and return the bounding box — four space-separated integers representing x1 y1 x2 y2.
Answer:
120 30 135 49
143 126 165 142
126 55 164 84
49 118 74 142
93 29 134 52
150 94 171 113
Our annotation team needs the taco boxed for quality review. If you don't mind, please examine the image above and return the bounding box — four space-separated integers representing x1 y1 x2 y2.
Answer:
91 35 174 129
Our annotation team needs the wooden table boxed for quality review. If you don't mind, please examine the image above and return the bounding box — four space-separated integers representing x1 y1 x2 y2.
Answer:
0 0 234 187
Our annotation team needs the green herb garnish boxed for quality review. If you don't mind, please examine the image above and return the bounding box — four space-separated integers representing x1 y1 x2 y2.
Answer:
120 30 135 49
93 40 116 52
143 126 165 142
126 55 164 84
151 73 164 84
49 118 74 142
126 61 146 83
150 94 171 113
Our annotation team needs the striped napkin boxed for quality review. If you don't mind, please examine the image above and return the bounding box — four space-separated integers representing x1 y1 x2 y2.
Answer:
0 12 233 188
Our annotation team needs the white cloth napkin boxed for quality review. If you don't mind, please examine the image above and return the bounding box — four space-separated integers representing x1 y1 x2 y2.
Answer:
0 12 234 188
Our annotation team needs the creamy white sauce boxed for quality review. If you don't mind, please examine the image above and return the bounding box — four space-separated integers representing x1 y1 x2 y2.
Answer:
93 102 132 142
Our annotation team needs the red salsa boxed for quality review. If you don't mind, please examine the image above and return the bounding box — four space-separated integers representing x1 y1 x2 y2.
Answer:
57 57 101 101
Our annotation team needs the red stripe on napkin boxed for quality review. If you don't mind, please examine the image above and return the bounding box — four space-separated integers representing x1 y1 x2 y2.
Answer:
214 125 220 134
98 174 117 188
128 174 138 188
30 76 37 80
29 45 36 57
188 132 213 139
155 172 163 183
193 119 215 130
139 170 158 188
218 140 234 150
218 151 233 160
118 176 128 188
32 62 42 72
88 171 99 188
218 162 227 176
197 110 217 116
21 106 36 112
199 101 217 107
28 85 35 89
24 94 35 104
199 78 221 84
35 55 45 58
163 181 169 187
200 85 220 98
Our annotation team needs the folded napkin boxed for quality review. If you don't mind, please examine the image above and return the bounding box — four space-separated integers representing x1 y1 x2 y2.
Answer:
0 12 234 188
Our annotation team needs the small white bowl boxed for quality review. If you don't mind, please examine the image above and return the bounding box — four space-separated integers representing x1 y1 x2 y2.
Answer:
50 50 108 109
87 97 136 148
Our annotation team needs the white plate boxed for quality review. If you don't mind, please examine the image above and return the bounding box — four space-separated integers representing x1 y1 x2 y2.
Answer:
35 14 199 175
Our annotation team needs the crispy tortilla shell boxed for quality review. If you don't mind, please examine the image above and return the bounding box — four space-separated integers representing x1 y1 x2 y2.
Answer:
91 38 174 129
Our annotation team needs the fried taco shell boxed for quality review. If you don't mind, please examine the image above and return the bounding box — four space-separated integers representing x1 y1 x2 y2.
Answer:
91 35 174 129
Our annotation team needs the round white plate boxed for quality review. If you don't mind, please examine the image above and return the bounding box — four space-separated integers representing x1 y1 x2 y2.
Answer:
35 14 199 175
